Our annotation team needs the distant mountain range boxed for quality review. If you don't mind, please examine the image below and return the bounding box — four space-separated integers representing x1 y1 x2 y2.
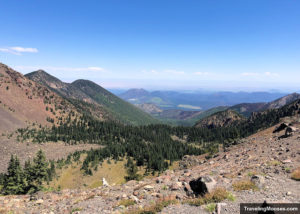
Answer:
133 91 300 126
119 88 288 110
229 93 300 116
135 103 228 126
1 62 300 132
193 93 300 129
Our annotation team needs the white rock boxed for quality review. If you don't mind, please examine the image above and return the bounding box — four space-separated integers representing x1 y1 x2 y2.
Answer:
144 185 154 191
35 199 44 204
102 177 110 187
130 195 140 203
282 159 292 164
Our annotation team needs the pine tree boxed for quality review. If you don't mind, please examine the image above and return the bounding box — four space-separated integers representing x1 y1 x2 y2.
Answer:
23 159 36 193
32 150 48 190
0 173 4 186
125 157 139 181
2 155 27 195
47 160 56 182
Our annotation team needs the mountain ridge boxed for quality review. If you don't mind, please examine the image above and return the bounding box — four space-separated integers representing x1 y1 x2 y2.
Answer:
194 109 246 129
229 92 300 117
25 70 96 104
71 79 158 125
26 70 158 125
0 63 81 132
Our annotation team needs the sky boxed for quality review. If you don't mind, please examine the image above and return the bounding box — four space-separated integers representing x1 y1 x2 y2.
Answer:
0 0 300 91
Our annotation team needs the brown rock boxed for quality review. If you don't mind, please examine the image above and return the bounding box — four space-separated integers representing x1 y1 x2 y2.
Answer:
163 194 176 201
170 182 182 191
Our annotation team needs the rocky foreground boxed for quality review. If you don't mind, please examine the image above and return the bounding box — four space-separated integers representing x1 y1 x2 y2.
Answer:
0 122 299 214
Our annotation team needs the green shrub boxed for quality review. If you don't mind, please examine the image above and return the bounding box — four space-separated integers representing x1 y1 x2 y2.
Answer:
205 203 216 212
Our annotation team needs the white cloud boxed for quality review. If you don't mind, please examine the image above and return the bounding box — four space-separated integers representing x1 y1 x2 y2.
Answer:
241 72 280 77
0 46 38 55
241 72 259 76
264 72 279 77
87 67 104 71
194 72 210 76
150 69 158 74
142 69 158 74
10 47 38 53
0 48 14 54
164 69 185 75
142 69 185 76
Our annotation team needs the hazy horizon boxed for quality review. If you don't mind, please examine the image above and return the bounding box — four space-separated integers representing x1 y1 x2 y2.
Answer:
20 69 299 93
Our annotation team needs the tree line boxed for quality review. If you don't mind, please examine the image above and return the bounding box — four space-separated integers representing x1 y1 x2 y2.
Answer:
14 100 300 183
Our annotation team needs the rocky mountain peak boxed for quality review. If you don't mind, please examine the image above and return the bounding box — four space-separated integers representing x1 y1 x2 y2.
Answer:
194 109 246 129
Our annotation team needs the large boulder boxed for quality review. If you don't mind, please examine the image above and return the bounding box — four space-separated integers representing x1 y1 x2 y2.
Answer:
273 123 289 133
285 126 298 136
179 155 203 169
189 176 216 196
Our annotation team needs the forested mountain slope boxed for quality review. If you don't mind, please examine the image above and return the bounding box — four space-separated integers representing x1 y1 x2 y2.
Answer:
25 70 95 104
26 70 158 125
71 80 158 125
229 93 300 117
194 109 246 129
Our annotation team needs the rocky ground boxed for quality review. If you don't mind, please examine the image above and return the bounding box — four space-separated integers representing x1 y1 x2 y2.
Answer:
0 122 299 214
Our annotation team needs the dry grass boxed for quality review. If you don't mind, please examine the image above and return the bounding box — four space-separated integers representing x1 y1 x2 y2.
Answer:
0 209 14 214
291 167 300 181
117 199 136 207
184 187 230 206
50 158 128 190
126 199 178 214
232 180 258 191
70 207 83 213
168 161 180 171
50 154 175 190
267 160 281 166
247 170 258 177
205 187 231 203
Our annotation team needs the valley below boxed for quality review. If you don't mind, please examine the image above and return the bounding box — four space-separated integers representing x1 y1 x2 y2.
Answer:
0 122 299 213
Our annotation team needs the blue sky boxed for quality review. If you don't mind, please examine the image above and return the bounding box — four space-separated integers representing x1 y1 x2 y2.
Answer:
0 0 300 91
